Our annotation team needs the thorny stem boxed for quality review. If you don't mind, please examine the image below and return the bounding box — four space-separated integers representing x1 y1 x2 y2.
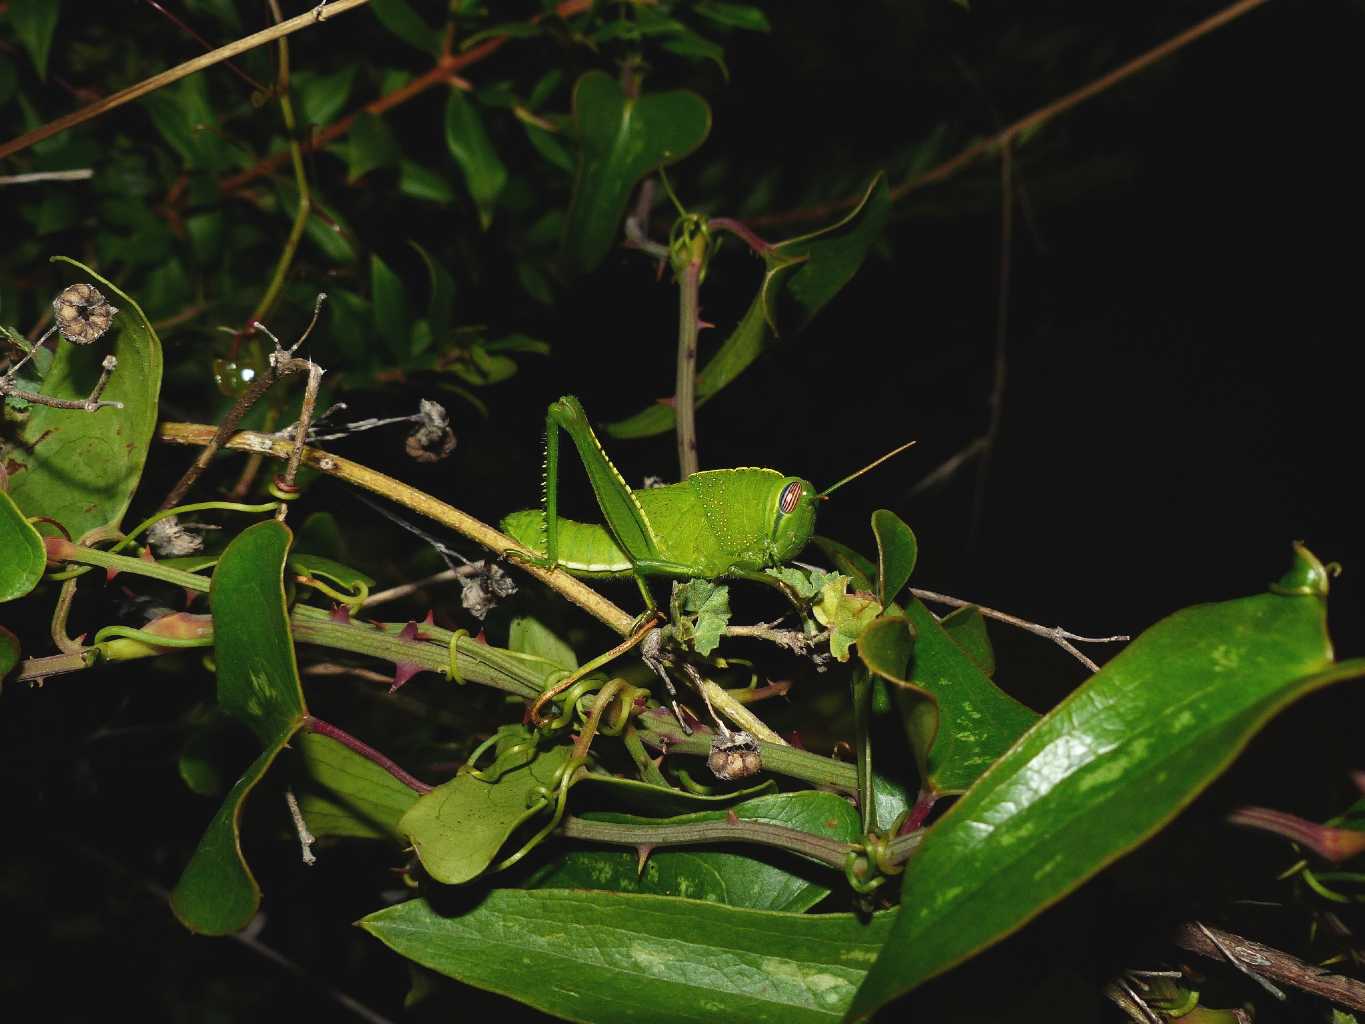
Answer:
633 708 857 793
157 422 637 636
747 0 1273 230
0 0 374 162
559 814 857 871
910 586 1129 673
303 716 433 794
674 258 702 478
1172 921 1365 1012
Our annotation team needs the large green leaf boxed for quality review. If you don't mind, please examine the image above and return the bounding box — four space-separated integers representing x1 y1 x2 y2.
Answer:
528 791 860 912
444 91 507 230
294 730 420 840
939 605 994 676
561 71 711 275
401 744 573 884
0 489 44 602
772 173 890 333
603 175 886 438
820 534 1038 795
361 890 895 1024
171 521 307 934
847 544 1364 1019
5 259 163 540
896 597 1039 795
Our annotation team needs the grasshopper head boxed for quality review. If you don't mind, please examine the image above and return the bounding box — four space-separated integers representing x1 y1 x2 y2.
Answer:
769 477 818 564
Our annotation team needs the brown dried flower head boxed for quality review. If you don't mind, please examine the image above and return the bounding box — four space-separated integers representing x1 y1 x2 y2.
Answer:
52 283 118 345
707 731 762 782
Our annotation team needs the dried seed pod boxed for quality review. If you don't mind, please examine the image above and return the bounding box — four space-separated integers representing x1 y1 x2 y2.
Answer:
405 398 456 462
707 731 762 782
52 283 118 345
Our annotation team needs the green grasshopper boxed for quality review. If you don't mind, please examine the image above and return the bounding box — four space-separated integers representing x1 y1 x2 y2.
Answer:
502 395 912 597
501 396 912 730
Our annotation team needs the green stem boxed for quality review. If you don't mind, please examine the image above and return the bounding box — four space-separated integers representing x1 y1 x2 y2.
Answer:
251 1 310 330
560 814 857 871
851 665 876 834
634 708 858 793
46 538 211 592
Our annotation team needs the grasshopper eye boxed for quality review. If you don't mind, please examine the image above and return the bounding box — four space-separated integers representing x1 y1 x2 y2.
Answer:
778 481 803 515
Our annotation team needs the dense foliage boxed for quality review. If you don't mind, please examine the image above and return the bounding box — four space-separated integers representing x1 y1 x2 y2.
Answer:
3 2 1363 1021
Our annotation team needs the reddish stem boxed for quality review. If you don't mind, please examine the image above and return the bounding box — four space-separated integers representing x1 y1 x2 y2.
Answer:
304 716 433 795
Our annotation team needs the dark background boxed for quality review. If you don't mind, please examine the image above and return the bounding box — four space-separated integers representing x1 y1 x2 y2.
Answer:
3 1 1362 1020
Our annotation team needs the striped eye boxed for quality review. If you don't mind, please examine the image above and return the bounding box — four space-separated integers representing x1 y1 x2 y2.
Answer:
778 481 803 515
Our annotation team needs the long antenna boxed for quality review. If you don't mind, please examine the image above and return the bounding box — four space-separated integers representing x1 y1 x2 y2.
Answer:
819 440 917 499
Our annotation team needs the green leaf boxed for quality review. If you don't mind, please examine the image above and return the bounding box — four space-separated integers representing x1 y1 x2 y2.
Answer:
399 160 456 204
369 253 409 360
444 91 508 230
764 564 842 602
294 730 420 840
9 0 60 80
294 65 357 126
1 625 20 684
171 521 307 934
768 173 890 333
695 2 772 31
178 719 230 796
812 576 880 662
671 579 731 656
401 744 573 884
531 791 858 912
0 489 44 602
561 70 711 275
847 544 1363 1019
140 75 238 172
361 890 895 1024
524 122 575 173
939 605 994 676
507 615 578 671
895 598 1038 795
369 0 440 55
5 259 163 540
871 509 916 610
344 111 399 183
409 241 456 347
209 521 307 743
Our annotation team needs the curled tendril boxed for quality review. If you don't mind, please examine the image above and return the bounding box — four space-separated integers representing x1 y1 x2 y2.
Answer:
466 738 538 783
844 850 887 895
446 628 470 684
296 574 367 608
539 674 605 733
91 624 213 649
268 476 301 501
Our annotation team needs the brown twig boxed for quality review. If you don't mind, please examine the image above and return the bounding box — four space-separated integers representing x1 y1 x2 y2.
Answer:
216 0 592 194
748 0 1274 230
157 421 637 636
968 139 1013 546
0 0 373 162
0 354 123 411
1173 921 1365 1012
910 587 1128 672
